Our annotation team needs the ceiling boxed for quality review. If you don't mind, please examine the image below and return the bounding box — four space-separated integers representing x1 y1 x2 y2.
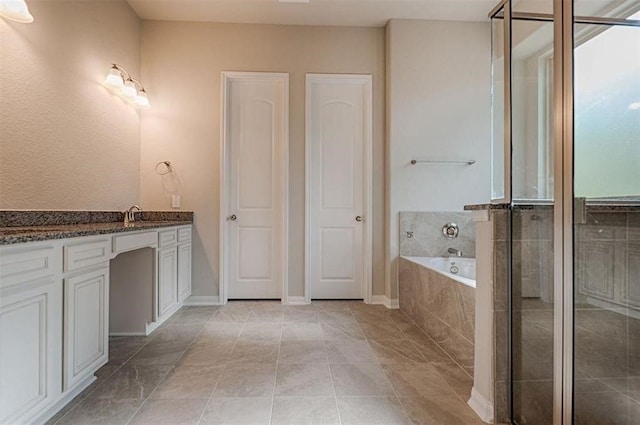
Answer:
126 0 498 27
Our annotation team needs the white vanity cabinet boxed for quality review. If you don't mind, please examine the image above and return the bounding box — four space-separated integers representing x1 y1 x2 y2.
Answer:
178 243 192 302
157 225 192 320
0 222 193 425
158 245 179 318
0 245 63 425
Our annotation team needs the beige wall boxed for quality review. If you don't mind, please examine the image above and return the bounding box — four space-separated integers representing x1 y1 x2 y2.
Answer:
139 21 386 298
386 19 492 300
0 1 141 210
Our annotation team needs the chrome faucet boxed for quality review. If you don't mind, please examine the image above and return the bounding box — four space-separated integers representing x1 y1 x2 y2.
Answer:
124 205 142 224
448 247 463 257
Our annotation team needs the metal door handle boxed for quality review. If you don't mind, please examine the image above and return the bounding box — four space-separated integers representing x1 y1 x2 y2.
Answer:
228 214 237 221
355 216 363 222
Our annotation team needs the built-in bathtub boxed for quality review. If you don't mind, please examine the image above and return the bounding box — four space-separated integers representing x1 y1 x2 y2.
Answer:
399 255 476 375
403 256 476 288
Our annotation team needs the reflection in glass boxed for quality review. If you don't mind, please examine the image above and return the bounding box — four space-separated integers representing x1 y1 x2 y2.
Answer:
511 20 554 200
573 10 640 425
492 18 506 201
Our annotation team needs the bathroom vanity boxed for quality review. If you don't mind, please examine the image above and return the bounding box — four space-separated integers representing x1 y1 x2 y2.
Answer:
0 212 193 425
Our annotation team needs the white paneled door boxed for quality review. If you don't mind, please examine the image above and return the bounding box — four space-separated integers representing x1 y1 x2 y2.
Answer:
306 74 373 300
222 72 288 301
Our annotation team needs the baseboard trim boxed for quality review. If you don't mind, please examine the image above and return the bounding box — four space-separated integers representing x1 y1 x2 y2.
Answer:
285 296 309 305
468 387 494 424
109 332 147 337
32 374 95 425
184 295 220 306
370 295 399 309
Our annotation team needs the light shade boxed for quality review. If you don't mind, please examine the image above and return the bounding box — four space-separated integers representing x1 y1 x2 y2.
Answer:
0 0 34 23
104 68 124 89
121 79 137 99
134 90 151 110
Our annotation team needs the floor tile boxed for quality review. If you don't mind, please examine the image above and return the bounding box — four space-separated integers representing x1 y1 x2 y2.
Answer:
128 340 190 366
400 395 485 425
381 363 452 399
247 309 284 323
108 336 149 366
200 323 244 342
368 339 427 363
87 364 173 401
336 396 412 425
278 341 327 363
325 340 378 363
238 323 283 341
178 341 235 365
282 323 324 340
321 322 366 341
210 308 252 323
128 398 207 424
229 340 279 363
330 363 395 396
431 361 474 400
284 309 319 323
318 310 357 323
200 397 272 425
313 301 352 311
276 363 334 396
271 396 341 425
150 364 224 399
360 321 405 340
55 398 142 425
213 362 277 397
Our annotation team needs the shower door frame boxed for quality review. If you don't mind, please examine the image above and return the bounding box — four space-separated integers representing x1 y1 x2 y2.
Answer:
490 1 640 423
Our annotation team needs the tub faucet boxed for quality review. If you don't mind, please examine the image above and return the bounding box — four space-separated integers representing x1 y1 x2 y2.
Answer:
448 247 463 257
124 205 142 224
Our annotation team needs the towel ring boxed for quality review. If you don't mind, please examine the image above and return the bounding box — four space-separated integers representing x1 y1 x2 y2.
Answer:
155 161 172 176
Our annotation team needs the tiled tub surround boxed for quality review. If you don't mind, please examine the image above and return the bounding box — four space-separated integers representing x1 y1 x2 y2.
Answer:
398 257 475 376
46 301 485 425
400 211 475 258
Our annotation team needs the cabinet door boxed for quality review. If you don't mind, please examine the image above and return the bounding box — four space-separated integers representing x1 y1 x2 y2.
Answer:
64 267 109 391
0 279 62 424
178 243 192 303
158 247 178 317
620 242 640 308
576 241 616 301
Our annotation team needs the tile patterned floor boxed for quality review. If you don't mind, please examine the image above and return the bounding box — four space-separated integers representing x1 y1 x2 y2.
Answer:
48 301 484 425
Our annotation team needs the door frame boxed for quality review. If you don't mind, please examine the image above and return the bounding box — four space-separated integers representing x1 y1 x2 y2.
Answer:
219 71 290 305
304 73 374 304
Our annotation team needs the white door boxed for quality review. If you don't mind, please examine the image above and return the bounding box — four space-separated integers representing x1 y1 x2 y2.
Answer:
222 72 288 300
306 74 372 300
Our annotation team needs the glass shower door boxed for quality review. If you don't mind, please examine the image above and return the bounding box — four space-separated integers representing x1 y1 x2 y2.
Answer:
572 6 640 424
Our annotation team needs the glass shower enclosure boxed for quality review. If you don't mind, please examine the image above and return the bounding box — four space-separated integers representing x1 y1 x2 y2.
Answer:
490 0 640 423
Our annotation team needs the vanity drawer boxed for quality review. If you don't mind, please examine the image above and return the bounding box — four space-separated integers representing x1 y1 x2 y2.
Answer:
0 246 59 289
64 239 110 272
113 231 157 253
177 227 192 243
159 229 178 248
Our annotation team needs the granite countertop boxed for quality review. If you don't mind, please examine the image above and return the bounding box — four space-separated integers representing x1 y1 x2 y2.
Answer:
0 220 192 245
0 210 194 245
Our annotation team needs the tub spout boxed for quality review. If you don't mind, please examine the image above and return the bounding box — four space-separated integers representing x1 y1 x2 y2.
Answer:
447 247 463 257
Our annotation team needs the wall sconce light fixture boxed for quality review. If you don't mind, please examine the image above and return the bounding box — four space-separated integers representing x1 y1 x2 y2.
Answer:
0 0 34 23
104 64 150 110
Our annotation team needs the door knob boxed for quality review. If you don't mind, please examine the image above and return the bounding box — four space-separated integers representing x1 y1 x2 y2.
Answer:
355 216 363 222
228 214 237 221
